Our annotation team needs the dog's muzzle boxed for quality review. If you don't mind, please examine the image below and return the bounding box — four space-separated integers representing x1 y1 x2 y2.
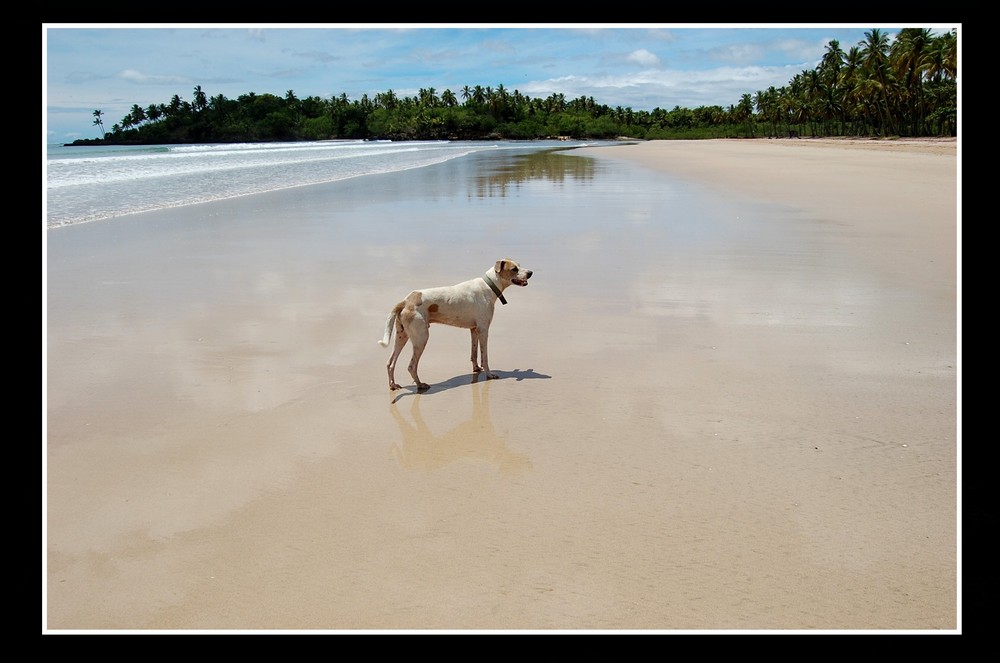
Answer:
512 271 532 287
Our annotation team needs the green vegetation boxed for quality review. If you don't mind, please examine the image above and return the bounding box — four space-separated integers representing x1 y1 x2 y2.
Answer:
71 28 956 146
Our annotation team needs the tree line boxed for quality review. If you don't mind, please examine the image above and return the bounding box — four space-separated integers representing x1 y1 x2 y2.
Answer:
77 28 956 146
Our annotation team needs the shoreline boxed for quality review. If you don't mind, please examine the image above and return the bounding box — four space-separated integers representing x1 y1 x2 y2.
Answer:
52 134 959 155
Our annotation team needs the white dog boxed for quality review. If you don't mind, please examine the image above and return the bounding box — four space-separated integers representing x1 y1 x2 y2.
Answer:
378 259 533 391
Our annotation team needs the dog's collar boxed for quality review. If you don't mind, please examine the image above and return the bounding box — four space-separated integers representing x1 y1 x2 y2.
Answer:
483 275 507 305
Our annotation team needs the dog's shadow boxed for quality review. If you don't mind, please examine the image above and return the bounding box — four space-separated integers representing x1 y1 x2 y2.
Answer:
388 370 548 474
390 368 551 401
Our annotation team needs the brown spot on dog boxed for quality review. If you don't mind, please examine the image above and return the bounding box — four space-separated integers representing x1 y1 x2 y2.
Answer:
428 304 439 313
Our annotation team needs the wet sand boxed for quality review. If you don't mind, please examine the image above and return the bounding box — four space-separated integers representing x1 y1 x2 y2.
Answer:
44 138 958 632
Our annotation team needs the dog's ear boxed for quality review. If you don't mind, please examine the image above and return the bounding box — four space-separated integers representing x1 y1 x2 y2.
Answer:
495 259 505 274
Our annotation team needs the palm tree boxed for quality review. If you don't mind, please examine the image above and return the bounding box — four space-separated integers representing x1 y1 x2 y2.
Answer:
753 90 768 136
375 89 398 110
208 94 228 113
891 28 935 135
168 94 183 118
418 87 438 108
471 85 485 106
489 84 509 120
821 39 845 86
737 93 755 137
860 28 895 136
819 39 848 135
755 87 781 137
923 31 954 83
921 30 958 135
840 46 865 135
511 89 526 119
547 93 565 113
193 85 208 112
92 109 105 138
129 104 147 128
784 73 810 135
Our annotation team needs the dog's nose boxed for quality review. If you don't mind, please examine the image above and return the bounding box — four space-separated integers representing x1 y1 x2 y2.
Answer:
526 270 533 279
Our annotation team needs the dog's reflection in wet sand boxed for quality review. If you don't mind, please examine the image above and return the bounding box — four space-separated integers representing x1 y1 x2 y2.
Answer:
389 379 532 474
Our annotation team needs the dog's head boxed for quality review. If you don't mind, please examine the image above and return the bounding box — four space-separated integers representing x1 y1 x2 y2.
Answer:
495 258 532 287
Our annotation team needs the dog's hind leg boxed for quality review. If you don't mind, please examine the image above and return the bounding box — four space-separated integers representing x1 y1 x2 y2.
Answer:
387 320 409 391
382 303 409 390
402 310 431 391
385 307 410 391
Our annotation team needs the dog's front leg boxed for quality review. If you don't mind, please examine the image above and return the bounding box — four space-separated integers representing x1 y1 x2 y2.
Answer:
478 329 498 379
470 328 483 373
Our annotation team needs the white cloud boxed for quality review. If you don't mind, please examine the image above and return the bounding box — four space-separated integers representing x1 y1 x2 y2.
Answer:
627 49 660 67
710 43 765 63
118 69 190 85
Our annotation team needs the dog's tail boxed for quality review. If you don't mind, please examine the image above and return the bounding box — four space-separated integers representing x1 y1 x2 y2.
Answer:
377 303 404 347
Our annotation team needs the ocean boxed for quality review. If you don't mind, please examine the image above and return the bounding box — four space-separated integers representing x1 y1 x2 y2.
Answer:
44 139 602 229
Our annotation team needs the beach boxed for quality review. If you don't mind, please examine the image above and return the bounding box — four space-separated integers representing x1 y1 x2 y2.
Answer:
44 138 958 632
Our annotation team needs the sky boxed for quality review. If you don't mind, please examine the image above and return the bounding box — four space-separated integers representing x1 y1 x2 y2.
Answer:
43 23 958 143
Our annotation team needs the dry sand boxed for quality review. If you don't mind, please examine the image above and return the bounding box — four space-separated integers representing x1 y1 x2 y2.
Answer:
44 137 958 632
